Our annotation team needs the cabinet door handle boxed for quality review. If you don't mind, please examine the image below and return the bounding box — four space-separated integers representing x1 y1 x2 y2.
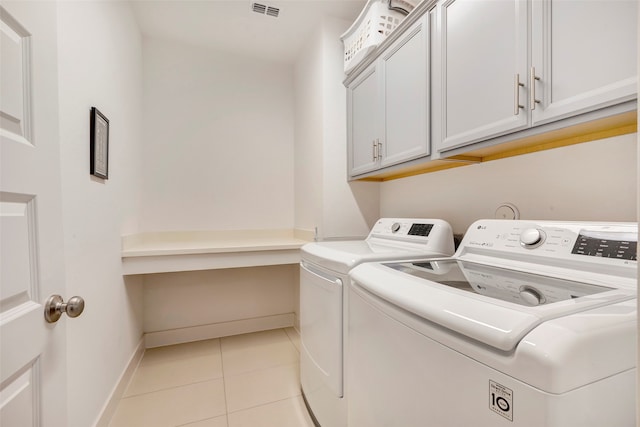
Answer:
372 140 377 161
514 74 525 115
530 67 541 110
377 140 382 160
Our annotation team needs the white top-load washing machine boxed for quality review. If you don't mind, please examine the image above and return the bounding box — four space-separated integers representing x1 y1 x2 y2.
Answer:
348 219 637 427
300 218 455 427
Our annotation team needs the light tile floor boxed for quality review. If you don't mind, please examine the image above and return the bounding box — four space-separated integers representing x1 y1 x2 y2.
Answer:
109 328 315 427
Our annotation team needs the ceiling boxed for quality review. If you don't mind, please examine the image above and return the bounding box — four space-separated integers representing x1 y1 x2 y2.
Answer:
130 0 366 64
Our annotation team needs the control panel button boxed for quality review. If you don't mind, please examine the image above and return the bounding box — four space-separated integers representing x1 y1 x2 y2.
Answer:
519 287 544 306
520 228 545 248
391 222 401 233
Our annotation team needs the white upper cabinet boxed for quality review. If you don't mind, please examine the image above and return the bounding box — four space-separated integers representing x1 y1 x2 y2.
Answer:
434 0 637 155
530 0 638 125
346 0 637 179
433 0 529 152
348 64 380 176
379 17 430 168
347 16 430 178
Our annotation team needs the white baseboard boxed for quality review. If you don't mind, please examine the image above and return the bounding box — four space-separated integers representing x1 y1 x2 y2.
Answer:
94 337 145 427
144 313 295 348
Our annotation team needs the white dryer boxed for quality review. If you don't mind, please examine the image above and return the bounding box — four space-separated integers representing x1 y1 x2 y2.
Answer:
300 218 455 427
348 219 637 427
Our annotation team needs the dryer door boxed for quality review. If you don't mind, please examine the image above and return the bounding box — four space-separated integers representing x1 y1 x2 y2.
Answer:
300 261 343 397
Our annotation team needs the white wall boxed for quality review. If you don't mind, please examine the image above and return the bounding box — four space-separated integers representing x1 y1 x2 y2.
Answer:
56 2 144 427
294 19 325 237
143 265 297 338
320 18 380 239
141 37 295 232
138 38 299 341
381 133 638 235
293 18 380 241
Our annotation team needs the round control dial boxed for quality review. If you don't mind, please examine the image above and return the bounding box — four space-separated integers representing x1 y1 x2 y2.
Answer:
391 222 401 233
519 286 545 306
520 228 546 248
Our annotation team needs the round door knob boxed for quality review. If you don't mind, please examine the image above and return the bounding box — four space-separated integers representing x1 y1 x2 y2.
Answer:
44 295 85 323
65 296 85 318
520 228 545 248
391 222 401 233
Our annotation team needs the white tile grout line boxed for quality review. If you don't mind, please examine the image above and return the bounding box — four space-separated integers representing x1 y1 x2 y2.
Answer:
225 395 306 418
119 377 225 400
220 328 301 419
283 327 300 352
219 337 231 427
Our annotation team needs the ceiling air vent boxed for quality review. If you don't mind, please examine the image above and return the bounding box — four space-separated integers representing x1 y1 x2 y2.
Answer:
252 3 266 14
252 3 279 18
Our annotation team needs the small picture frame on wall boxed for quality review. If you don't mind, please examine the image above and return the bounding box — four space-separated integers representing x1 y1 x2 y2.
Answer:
90 107 109 179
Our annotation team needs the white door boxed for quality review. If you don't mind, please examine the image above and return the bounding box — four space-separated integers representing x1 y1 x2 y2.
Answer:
1 2 69 426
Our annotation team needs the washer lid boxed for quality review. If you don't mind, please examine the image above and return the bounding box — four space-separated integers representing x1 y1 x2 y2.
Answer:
350 261 636 351
387 259 616 307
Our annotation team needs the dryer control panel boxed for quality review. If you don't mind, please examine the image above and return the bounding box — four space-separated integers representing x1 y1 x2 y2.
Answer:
367 218 456 255
369 218 436 237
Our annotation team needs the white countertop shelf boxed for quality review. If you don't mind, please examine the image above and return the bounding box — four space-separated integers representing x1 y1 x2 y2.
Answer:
121 229 312 275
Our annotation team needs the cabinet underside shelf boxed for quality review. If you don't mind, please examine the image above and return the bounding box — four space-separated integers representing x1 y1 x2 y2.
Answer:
356 110 637 182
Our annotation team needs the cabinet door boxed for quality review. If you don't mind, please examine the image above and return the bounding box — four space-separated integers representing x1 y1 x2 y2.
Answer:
531 0 637 125
380 16 429 168
435 0 529 152
347 64 380 176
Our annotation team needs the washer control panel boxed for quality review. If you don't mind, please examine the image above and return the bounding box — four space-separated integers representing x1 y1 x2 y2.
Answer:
460 220 637 264
571 231 637 260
